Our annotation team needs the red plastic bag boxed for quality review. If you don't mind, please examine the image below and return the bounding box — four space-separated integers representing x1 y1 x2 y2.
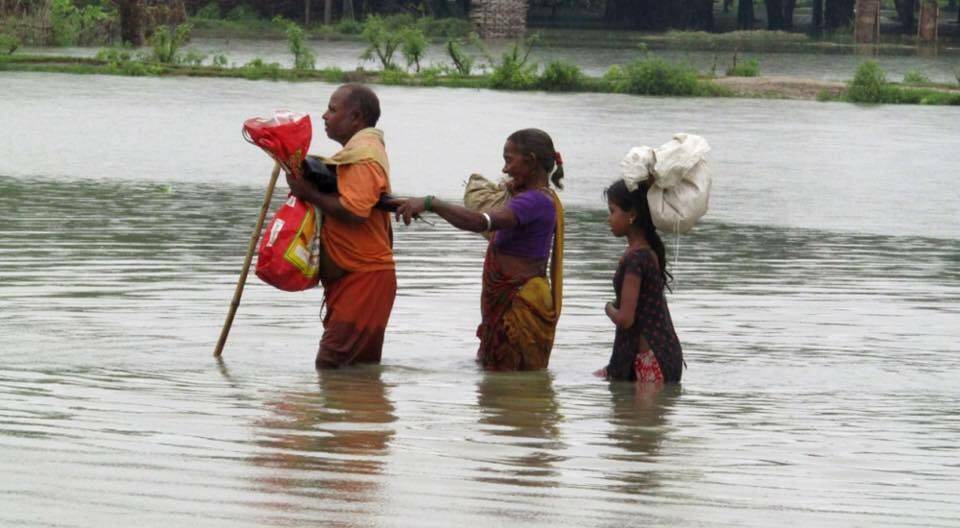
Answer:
255 195 321 291
243 111 312 176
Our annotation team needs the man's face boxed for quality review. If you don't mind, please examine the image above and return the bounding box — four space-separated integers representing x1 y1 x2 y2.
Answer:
322 88 361 145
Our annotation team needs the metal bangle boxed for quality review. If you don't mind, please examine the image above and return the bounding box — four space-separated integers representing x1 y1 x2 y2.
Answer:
482 212 492 232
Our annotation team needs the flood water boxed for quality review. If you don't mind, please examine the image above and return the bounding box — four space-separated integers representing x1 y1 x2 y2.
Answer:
1 72 959 526
22 35 960 83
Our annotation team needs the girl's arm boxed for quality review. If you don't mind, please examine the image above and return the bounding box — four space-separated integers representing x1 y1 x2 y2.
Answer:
606 272 641 329
396 196 517 233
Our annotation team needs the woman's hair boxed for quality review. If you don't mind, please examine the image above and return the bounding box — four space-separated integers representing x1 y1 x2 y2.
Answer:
507 128 564 190
605 179 672 286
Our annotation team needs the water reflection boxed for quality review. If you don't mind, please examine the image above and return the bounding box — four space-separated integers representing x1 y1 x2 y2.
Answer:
473 371 565 487
249 366 396 512
602 382 680 495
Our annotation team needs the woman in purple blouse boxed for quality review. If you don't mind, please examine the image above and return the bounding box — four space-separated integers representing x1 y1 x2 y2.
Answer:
396 129 565 370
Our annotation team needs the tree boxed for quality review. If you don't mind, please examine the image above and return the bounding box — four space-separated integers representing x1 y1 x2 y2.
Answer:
782 0 797 27
765 0 785 29
893 0 916 32
824 0 854 30
811 0 824 34
738 0 755 29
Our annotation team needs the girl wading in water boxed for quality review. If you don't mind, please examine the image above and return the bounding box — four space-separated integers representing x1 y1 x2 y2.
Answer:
395 129 564 371
597 179 683 383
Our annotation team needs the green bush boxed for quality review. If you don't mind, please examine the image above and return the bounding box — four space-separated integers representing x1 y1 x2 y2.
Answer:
537 60 586 91
50 0 113 46
380 68 410 85
902 69 930 84
401 27 428 72
96 46 133 64
320 66 345 83
181 50 207 66
726 57 759 77
489 36 539 90
0 33 21 55
360 16 403 70
445 39 473 76
613 57 702 96
149 24 192 64
847 61 887 103
419 65 443 86
276 18 315 70
212 53 229 68
416 17 472 38
336 19 363 34
225 4 259 22
240 58 282 80
195 2 221 19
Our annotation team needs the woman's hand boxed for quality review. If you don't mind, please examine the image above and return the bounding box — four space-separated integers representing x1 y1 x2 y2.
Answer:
395 197 427 226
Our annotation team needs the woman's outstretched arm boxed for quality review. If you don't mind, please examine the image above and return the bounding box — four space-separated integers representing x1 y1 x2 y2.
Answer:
396 196 517 233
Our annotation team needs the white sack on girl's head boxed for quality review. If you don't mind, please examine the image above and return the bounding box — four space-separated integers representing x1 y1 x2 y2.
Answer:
620 133 712 235
620 146 657 191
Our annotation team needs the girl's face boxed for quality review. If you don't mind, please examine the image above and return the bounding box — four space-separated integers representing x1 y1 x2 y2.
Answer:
607 200 633 238
502 140 536 184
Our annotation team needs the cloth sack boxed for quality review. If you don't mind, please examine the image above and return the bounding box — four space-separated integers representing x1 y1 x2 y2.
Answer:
620 133 711 234
463 174 513 240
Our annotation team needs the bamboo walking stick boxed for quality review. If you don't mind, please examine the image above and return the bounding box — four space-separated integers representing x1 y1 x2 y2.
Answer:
214 162 282 357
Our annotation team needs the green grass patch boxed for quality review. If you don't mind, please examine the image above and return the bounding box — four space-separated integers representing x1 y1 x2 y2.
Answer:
726 58 760 77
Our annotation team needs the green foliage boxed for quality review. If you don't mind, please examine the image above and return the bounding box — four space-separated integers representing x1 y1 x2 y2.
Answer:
612 57 702 96
275 18 315 70
150 24 192 64
843 62 959 105
335 19 363 34
360 16 403 71
489 35 540 90
239 58 282 80
537 60 586 91
50 0 113 46
212 54 229 68
400 27 428 72
320 67 345 83
419 65 443 86
0 33 21 55
902 69 930 84
445 39 473 75
225 4 259 22
415 17 472 38
847 61 886 103
726 57 760 77
380 68 411 85
181 50 207 67
96 46 133 64
194 2 221 19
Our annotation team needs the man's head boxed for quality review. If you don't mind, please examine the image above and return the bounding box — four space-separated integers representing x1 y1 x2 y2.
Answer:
322 84 381 146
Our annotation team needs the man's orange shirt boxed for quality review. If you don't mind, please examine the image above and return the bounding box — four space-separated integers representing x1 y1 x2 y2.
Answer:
321 161 394 272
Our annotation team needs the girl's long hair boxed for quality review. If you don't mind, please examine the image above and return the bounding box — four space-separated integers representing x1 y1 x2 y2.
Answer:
605 179 671 287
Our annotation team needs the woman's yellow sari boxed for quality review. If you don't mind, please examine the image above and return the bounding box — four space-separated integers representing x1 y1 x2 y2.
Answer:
476 190 564 370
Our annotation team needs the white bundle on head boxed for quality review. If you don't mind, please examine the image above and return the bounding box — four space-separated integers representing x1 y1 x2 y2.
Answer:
619 133 712 234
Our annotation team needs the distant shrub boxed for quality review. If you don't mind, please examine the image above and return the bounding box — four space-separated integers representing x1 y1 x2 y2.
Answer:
537 60 586 91
194 2 221 19
613 57 702 96
400 27 428 72
419 65 443 86
320 66 345 83
489 35 539 90
847 61 886 103
902 69 930 84
240 58 282 80
1 33 22 55
726 57 759 77
416 17 472 38
150 24 192 64
212 53 228 68
360 16 402 70
181 50 207 66
275 18 315 70
225 4 259 22
380 68 410 85
336 19 363 34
